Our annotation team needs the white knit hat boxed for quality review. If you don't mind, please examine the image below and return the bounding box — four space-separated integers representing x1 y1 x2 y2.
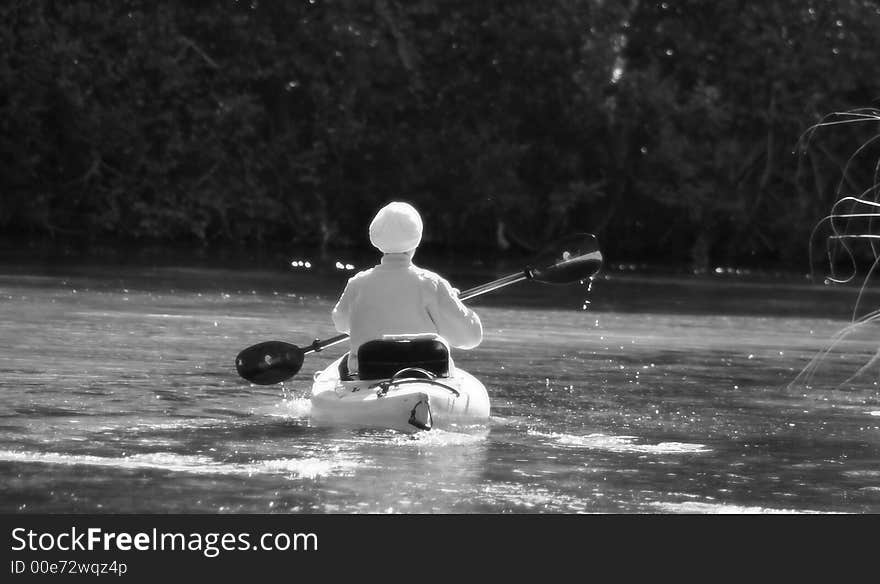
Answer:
368 202 423 253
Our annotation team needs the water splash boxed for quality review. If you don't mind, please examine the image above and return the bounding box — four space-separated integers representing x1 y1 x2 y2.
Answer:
580 276 595 311
273 396 312 419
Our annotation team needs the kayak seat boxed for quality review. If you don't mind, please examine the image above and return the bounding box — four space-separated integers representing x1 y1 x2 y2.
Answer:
357 338 450 381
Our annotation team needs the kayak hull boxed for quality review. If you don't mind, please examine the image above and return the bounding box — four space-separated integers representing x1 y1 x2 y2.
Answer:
310 355 490 432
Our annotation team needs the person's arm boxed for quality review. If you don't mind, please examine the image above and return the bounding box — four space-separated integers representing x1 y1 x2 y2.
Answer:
332 280 354 333
427 278 483 349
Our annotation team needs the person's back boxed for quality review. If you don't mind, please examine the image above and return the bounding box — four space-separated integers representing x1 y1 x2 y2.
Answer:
332 202 482 375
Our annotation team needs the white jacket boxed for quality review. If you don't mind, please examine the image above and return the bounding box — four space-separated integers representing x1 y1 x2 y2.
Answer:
331 254 483 373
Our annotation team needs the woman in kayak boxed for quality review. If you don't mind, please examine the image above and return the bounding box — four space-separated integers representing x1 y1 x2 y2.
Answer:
332 201 483 378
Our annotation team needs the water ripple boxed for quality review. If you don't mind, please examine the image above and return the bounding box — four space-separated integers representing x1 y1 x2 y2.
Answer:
651 501 834 514
0 449 359 479
528 430 711 454
388 428 489 447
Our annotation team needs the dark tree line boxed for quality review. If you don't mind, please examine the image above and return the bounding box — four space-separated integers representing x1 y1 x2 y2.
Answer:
1 0 878 270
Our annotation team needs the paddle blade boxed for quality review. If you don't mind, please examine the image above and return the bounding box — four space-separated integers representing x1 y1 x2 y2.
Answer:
528 233 603 284
235 341 305 385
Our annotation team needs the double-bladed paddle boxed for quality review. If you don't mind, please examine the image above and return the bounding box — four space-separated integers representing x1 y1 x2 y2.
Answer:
235 233 603 385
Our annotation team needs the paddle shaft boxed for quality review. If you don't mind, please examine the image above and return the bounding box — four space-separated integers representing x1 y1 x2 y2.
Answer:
302 270 531 355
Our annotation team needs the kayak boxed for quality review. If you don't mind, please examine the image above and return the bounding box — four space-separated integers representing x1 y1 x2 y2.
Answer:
310 354 491 432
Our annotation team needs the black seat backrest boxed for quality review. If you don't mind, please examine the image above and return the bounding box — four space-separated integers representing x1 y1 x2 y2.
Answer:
357 338 450 380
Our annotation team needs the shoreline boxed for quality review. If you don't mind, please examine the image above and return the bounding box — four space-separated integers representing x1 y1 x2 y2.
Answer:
0 236 832 284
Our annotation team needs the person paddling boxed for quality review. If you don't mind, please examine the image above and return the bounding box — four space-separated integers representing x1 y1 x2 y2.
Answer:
331 202 483 378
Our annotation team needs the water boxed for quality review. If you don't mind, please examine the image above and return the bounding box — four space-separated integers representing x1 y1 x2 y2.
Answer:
1 258 879 514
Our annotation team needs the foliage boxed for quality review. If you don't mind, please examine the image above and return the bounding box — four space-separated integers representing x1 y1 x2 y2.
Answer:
1 0 878 269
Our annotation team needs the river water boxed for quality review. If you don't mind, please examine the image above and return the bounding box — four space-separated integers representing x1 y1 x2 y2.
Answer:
1 254 879 514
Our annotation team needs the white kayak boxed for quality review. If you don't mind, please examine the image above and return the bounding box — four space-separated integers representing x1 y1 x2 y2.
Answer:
310 355 490 432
